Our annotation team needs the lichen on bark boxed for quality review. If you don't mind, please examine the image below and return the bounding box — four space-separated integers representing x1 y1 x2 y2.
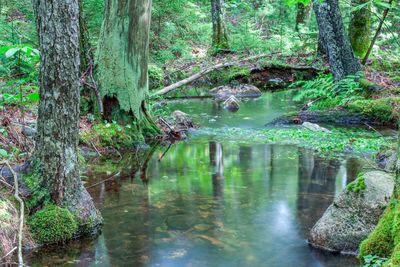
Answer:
97 0 152 121
349 0 372 58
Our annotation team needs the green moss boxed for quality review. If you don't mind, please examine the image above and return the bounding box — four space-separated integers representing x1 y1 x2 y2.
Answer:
80 122 138 149
210 66 251 84
360 206 395 258
383 244 400 266
148 64 164 90
347 173 366 192
28 205 78 244
348 0 371 58
22 163 50 211
347 98 400 122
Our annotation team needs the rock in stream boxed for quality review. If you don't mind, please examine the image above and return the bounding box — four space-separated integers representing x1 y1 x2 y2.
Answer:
309 171 394 254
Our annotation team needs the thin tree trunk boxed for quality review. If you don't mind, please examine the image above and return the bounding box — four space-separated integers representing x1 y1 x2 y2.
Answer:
349 0 372 57
362 0 393 65
97 0 158 134
312 0 361 80
33 0 102 229
295 3 312 31
211 0 229 52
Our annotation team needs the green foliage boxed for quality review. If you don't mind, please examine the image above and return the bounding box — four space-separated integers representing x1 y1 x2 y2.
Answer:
292 73 365 110
362 255 387 267
347 173 366 192
80 122 140 149
28 205 78 244
148 64 164 90
199 126 393 157
0 45 39 107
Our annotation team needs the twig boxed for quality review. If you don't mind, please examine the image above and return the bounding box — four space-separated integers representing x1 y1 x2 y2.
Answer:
158 143 172 162
0 247 16 261
86 171 121 189
2 161 24 267
364 122 384 137
90 141 102 156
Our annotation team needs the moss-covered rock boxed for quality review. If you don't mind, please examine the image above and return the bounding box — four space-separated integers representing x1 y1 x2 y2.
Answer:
359 206 395 258
28 205 79 244
309 171 394 254
347 97 400 123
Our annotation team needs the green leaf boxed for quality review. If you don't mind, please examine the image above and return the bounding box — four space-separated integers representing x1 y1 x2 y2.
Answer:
5 48 20 58
0 148 9 158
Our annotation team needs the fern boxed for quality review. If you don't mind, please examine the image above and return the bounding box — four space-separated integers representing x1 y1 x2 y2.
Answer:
291 73 365 110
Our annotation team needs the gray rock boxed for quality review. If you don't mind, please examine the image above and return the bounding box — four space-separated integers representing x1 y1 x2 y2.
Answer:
302 122 331 133
210 84 261 99
309 171 394 254
22 126 37 138
171 110 194 128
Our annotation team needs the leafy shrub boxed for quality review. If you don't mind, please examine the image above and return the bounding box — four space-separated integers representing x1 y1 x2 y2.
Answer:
28 205 78 244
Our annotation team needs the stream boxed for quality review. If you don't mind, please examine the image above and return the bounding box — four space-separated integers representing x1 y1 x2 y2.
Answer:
26 91 363 267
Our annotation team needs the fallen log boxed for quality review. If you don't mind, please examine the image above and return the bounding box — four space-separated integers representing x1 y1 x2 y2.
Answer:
154 54 269 96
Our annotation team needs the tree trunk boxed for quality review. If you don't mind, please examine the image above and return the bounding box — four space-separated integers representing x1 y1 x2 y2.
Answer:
312 0 362 80
96 0 158 135
295 3 312 31
211 0 229 52
33 0 102 230
349 0 372 57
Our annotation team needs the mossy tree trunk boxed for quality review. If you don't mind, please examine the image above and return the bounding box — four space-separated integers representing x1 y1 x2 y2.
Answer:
32 0 102 230
312 0 362 80
97 0 159 136
211 0 229 52
295 3 312 31
349 0 372 58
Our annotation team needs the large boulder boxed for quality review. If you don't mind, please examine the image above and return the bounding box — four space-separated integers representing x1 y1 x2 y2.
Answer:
210 84 261 99
309 171 394 254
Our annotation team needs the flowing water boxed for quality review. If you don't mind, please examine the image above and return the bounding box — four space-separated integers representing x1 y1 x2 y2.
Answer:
26 92 363 267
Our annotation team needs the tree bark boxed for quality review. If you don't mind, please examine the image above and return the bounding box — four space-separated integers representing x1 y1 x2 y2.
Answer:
97 0 158 134
312 0 362 80
349 0 372 57
211 0 229 52
32 0 102 229
295 3 312 31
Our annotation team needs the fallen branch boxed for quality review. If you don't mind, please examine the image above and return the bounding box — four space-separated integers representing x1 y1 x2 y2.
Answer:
154 54 269 96
2 161 24 267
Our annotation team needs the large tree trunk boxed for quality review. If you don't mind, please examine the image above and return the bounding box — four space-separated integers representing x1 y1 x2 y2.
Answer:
312 0 361 80
211 0 229 52
295 3 312 31
97 0 158 135
349 0 372 57
33 0 102 229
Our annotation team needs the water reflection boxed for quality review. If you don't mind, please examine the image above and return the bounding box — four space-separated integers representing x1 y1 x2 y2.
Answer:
26 140 360 267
